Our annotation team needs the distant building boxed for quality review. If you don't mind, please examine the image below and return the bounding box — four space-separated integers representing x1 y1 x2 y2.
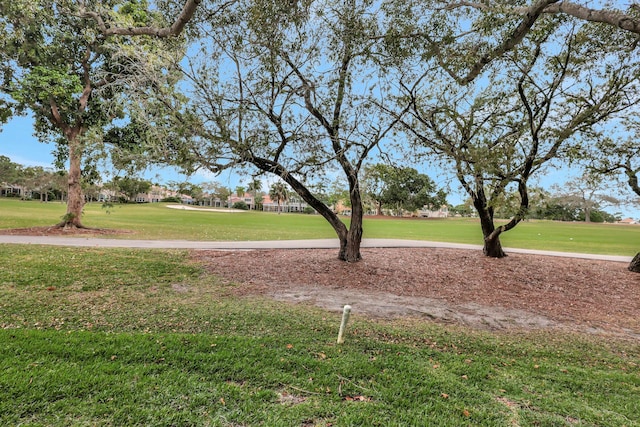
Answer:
617 218 638 225
133 186 194 204
229 192 257 209
0 183 23 198
97 188 119 202
333 200 351 216
262 194 310 213
418 205 449 218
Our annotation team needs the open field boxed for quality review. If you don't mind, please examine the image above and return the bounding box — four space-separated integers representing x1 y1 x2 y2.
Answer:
1 198 639 255
1 245 639 426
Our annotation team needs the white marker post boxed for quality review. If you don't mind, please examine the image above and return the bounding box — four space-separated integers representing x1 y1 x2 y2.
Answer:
336 305 352 344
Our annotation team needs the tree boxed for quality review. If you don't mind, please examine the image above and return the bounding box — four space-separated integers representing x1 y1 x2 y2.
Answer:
308 178 352 214
0 158 71 201
102 120 153 175
21 166 65 202
201 181 232 207
449 202 474 217
109 176 152 202
246 178 262 210
362 163 446 216
587 128 640 272
588 130 640 206
399 23 640 257
536 201 581 222
269 182 289 214
550 174 623 223
362 164 391 215
83 182 103 202
168 181 203 201
71 0 640 99
232 200 249 210
0 100 11 128
77 0 202 38
135 0 405 262
0 155 22 186
437 1 640 268
0 0 182 228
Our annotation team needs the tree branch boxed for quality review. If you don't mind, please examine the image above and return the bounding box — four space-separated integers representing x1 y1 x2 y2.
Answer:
446 1 640 35
532 2 640 34
79 0 212 37
78 49 93 115
436 0 560 85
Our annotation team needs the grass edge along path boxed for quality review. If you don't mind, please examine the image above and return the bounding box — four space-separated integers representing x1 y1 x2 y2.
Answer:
1 245 639 426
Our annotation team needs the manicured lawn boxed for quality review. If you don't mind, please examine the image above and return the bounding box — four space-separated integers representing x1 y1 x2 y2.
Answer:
0 199 338 240
1 198 638 255
1 245 638 426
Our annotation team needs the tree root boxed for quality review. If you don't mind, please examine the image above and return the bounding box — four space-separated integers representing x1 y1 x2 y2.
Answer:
52 221 90 230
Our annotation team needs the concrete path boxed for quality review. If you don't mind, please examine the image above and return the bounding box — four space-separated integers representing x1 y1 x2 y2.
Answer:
0 235 632 263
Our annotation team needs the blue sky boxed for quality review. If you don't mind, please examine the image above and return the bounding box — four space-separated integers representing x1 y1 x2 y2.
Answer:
1 115 56 168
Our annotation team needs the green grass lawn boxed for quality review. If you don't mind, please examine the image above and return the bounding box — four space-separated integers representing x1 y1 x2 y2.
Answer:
1 245 638 426
1 198 638 256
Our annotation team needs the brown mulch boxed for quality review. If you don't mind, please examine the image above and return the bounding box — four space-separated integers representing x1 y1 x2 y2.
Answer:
3 226 639 339
191 248 640 340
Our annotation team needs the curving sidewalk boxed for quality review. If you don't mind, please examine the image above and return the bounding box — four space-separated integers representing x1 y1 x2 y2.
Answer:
0 235 632 263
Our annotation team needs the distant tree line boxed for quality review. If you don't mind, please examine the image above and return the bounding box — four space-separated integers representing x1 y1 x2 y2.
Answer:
450 185 623 224
0 155 69 201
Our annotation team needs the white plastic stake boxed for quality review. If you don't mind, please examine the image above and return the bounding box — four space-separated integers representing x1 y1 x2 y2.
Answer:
337 305 352 344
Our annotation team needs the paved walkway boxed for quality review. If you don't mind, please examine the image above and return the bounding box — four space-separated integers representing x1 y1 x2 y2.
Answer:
0 235 633 263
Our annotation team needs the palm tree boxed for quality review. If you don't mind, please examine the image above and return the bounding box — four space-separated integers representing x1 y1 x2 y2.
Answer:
246 178 262 210
269 182 289 214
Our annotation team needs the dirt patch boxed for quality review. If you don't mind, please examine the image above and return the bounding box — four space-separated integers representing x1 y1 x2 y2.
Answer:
191 248 640 340
0 226 133 236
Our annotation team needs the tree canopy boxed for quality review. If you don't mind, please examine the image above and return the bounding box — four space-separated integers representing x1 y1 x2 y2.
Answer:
363 164 446 216
108 176 152 202
0 0 184 227
128 0 411 261
393 12 640 257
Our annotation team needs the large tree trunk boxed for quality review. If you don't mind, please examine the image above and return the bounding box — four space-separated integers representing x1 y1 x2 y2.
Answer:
483 232 507 258
56 134 85 228
341 187 363 262
342 225 362 261
629 253 640 273
478 208 507 258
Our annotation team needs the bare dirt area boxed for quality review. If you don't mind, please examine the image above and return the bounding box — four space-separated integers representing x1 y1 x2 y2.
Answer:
191 248 640 340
